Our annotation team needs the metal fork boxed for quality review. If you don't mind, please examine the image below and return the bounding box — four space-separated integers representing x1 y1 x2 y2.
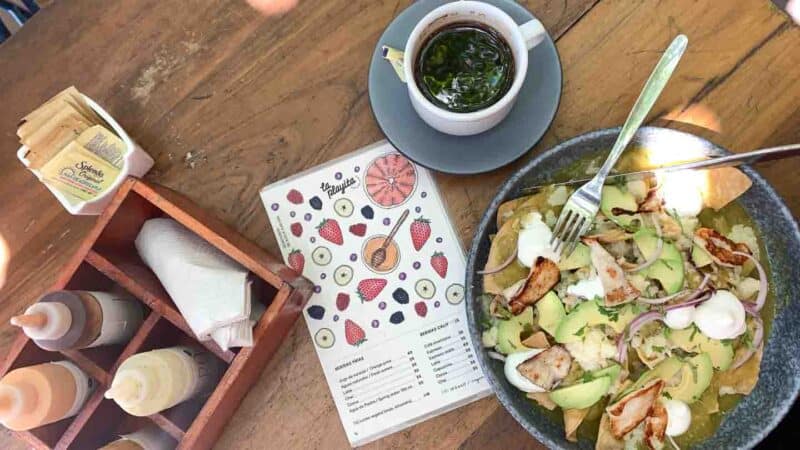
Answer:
550 35 689 256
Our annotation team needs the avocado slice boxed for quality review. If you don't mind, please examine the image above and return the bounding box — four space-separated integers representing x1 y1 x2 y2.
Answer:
692 244 713 268
668 326 734 370
558 243 591 271
554 299 640 343
665 353 713 404
623 357 683 400
633 229 685 294
549 376 612 410
589 364 622 382
600 185 639 227
536 292 566 337
495 307 534 354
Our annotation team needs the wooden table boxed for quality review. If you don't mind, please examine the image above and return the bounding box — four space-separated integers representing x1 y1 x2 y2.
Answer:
0 1 798 448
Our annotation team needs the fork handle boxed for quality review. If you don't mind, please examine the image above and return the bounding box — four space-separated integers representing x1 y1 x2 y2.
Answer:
593 35 689 186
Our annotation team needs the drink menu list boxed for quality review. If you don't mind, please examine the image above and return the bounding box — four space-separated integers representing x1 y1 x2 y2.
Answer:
261 142 489 446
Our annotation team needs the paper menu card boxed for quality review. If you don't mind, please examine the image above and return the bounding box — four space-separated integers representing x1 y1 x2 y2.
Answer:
261 141 490 446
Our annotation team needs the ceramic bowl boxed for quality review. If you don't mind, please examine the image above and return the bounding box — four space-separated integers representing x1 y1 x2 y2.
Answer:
465 126 800 449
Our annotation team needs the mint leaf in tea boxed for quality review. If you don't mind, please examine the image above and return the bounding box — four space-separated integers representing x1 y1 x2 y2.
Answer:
415 22 514 113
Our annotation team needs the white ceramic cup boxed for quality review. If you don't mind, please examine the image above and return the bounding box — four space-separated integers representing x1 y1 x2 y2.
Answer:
402 1 546 136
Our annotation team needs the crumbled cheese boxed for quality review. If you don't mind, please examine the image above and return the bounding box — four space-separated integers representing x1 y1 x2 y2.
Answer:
565 328 617 371
626 180 648 202
727 225 759 260
544 209 557 228
547 186 569 206
736 277 761 301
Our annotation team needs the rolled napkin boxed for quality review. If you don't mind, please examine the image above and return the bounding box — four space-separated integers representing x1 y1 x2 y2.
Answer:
135 218 254 349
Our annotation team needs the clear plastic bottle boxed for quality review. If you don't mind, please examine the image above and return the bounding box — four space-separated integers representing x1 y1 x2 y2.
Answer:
99 425 176 450
104 346 225 416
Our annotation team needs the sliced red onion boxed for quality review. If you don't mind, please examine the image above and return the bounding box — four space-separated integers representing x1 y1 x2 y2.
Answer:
625 213 664 273
627 310 664 340
638 290 688 305
616 333 628 364
487 351 507 362
664 291 712 312
733 251 768 312
478 249 518 275
730 308 764 370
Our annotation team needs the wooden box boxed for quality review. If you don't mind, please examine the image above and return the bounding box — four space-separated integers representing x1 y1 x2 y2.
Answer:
0 177 313 450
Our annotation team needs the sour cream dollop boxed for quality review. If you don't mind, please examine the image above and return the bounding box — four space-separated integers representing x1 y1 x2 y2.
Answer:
663 398 692 436
504 349 546 393
658 171 704 217
663 306 695 330
566 274 605 300
517 212 560 267
693 290 747 339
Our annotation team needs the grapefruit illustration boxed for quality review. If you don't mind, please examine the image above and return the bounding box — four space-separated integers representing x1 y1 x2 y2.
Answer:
364 153 417 208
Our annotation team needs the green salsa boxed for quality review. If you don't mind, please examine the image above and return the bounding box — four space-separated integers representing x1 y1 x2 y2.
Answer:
414 22 514 113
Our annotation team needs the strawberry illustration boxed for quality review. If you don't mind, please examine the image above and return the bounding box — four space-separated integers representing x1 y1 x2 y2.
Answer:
317 218 343 245
356 278 387 302
344 319 366 346
336 293 350 311
410 217 431 251
349 223 367 237
287 189 303 204
288 250 304 274
431 252 448 278
290 222 303 237
414 302 428 318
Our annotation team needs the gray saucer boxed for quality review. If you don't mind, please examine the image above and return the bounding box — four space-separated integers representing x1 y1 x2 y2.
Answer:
368 0 562 175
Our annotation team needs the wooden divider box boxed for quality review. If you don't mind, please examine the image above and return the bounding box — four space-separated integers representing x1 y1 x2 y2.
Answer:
0 177 313 450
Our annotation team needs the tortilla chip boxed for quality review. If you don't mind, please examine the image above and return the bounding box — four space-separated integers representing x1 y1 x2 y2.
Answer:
483 218 528 295
719 344 762 395
522 331 550 349
695 374 720 414
607 380 664 439
702 167 752 211
643 400 667 450
527 392 557 410
596 413 625 450
565 408 590 442
497 197 529 229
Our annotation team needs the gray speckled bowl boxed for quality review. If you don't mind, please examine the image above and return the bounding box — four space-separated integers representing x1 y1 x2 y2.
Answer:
465 127 800 449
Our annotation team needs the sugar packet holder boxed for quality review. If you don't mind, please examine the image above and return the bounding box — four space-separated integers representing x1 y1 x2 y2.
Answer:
17 95 154 215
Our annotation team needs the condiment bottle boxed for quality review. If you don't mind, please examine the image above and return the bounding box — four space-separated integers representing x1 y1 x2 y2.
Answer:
10 290 144 351
104 346 226 416
98 425 176 450
0 361 95 431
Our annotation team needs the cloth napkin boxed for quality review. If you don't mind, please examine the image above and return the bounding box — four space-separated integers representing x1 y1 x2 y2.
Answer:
135 218 254 349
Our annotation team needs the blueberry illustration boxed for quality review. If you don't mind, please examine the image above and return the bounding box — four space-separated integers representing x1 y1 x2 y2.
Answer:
304 213 312 221
413 261 421 270
290 211 296 218
399 272 407 281
371 320 380 328
307 305 325 320
392 288 409 304
383 217 391 226
335 172 343 180
361 205 374 219
333 314 340 322
320 273 327 280
434 301 441 308
436 237 443 243
379 301 387 310
271 203 279 211
415 206 422 213
313 285 321 294
390 312 405 324
355 166 361 173
309 196 323 210
310 237 316 243
421 192 428 198
349 253 358 262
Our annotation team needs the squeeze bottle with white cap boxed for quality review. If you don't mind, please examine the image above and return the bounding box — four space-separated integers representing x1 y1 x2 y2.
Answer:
0 361 95 431
10 290 144 351
104 346 226 416
98 424 176 450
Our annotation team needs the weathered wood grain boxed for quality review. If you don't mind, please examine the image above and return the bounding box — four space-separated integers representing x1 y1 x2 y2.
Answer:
0 0 798 448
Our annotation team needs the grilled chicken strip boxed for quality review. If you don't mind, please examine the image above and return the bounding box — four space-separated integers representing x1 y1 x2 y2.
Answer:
694 227 751 266
583 238 640 306
509 257 560 314
515 345 572 391
606 380 664 439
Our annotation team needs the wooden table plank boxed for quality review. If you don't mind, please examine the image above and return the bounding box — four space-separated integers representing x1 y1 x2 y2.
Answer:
0 0 798 449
